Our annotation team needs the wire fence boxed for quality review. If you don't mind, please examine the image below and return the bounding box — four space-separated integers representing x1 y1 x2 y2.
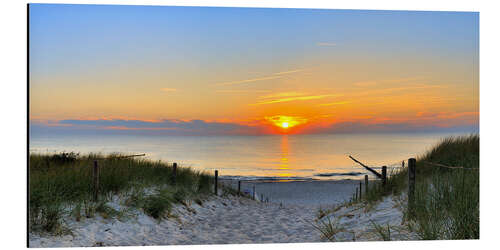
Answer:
421 161 479 170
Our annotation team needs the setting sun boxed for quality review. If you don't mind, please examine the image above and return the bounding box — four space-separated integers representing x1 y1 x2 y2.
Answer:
265 115 308 131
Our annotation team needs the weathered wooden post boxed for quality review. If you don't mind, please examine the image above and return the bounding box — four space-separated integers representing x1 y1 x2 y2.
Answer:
172 162 177 185
408 158 416 216
359 181 362 200
214 170 218 195
355 187 358 201
238 180 241 196
93 160 99 202
402 160 405 168
253 185 256 200
364 175 369 194
382 166 387 187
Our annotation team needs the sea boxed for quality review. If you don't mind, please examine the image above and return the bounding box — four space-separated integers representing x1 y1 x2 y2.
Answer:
29 132 468 181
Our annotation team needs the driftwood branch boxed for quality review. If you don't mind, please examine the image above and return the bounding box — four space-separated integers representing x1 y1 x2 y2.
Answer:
94 154 146 160
113 154 146 159
348 155 383 179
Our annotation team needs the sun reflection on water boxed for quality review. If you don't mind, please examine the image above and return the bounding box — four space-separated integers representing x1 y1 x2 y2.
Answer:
279 135 289 171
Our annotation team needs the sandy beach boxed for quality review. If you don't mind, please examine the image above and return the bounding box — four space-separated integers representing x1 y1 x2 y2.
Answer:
222 179 362 206
29 179 409 247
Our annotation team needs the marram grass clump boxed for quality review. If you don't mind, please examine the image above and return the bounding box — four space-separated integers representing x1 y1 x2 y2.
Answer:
29 153 214 234
346 134 479 240
410 134 479 240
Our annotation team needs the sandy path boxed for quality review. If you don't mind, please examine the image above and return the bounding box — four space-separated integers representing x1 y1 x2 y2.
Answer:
176 197 320 244
29 196 322 247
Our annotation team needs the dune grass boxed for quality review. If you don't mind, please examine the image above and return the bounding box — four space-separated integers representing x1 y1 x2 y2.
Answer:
353 134 479 240
409 135 479 240
29 153 214 234
370 220 392 241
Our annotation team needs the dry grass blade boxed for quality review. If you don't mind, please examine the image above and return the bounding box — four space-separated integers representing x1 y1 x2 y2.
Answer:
312 216 344 242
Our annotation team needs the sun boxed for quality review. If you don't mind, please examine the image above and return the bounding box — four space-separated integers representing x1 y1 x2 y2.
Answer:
265 115 308 131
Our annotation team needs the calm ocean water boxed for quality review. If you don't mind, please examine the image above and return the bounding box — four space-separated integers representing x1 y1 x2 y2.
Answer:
29 132 465 180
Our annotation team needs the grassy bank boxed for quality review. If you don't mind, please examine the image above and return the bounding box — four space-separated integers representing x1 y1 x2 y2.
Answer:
29 153 215 235
361 134 479 240
410 135 479 239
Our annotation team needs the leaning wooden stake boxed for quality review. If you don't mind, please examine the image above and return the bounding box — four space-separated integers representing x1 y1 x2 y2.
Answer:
214 170 218 195
349 155 383 179
381 166 387 187
172 162 177 185
238 180 241 196
408 158 416 217
93 160 100 202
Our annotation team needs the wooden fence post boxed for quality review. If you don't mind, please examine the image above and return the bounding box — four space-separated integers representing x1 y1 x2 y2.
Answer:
172 162 177 185
408 158 416 216
253 185 256 200
355 187 358 201
382 166 387 187
214 170 218 195
238 180 241 196
402 160 405 168
93 160 99 202
364 175 369 194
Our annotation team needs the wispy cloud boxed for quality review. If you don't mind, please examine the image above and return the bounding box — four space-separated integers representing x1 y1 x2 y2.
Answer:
259 92 305 99
214 75 283 86
251 93 339 105
353 84 446 97
273 69 307 75
161 88 177 92
215 89 271 93
352 77 421 88
316 42 337 47
213 68 308 86
384 77 421 83
318 101 350 106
